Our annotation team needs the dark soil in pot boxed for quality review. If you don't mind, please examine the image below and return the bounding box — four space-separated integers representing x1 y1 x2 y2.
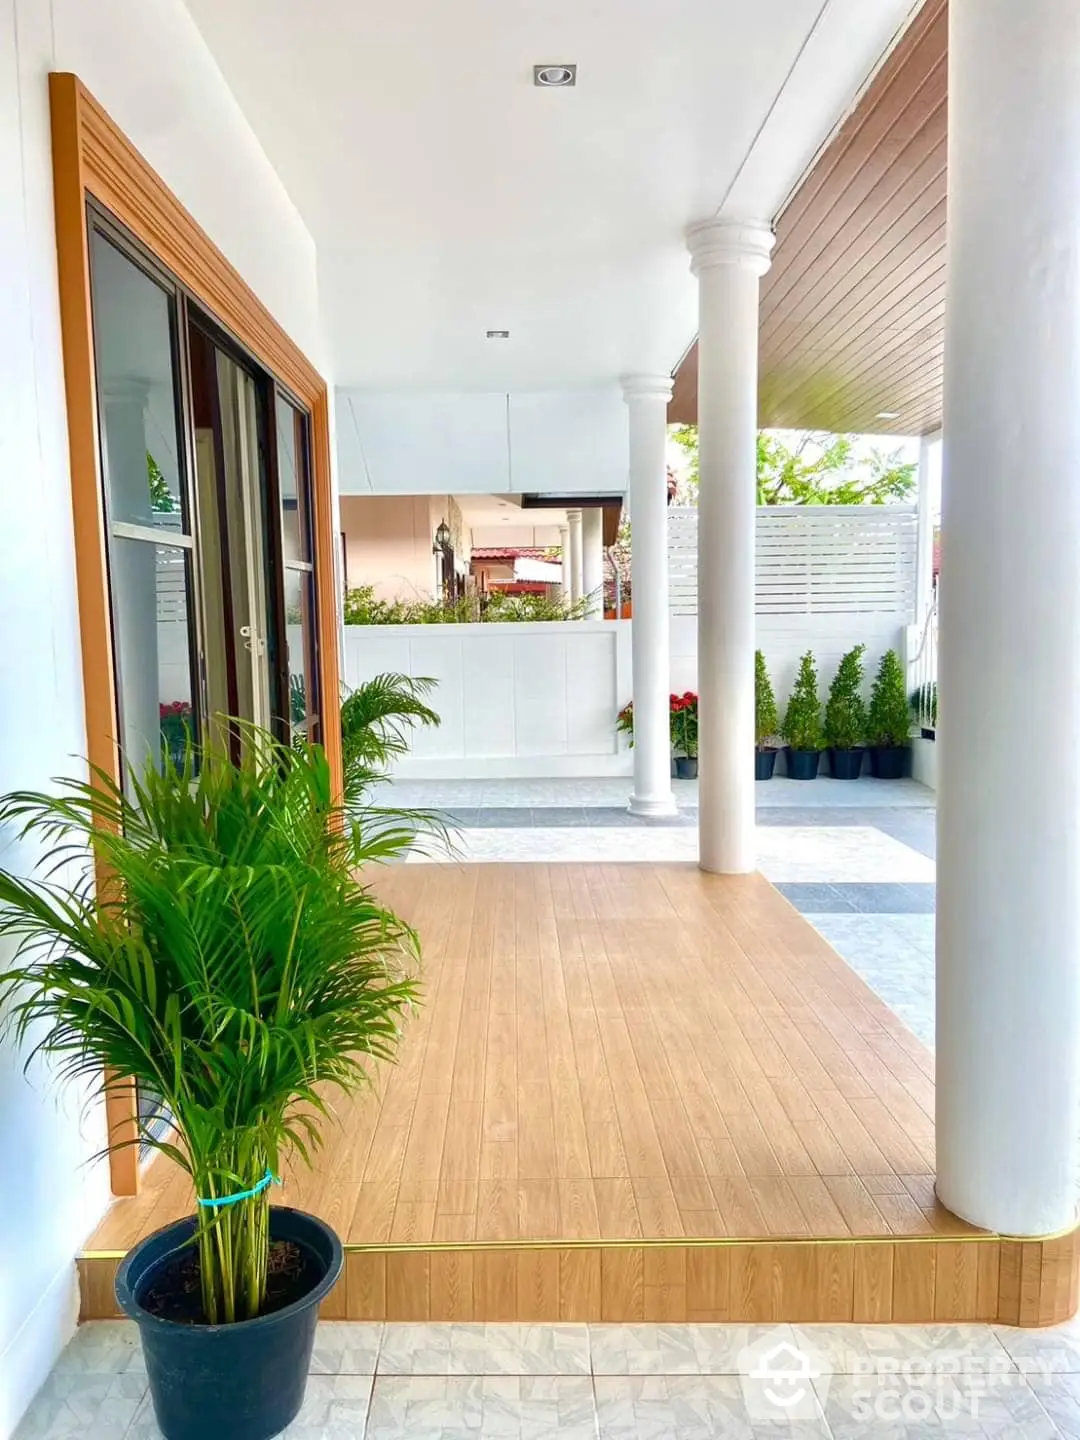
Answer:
116 1206 342 1440
675 756 699 779
828 747 864 780
755 748 778 781
785 748 821 781
869 744 908 780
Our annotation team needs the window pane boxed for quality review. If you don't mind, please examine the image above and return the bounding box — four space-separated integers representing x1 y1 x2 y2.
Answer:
276 398 311 563
284 567 318 741
90 229 187 531
110 537 197 775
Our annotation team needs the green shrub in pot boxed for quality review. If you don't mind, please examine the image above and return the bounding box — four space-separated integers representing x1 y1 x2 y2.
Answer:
754 650 780 780
781 651 824 780
867 649 913 779
823 645 867 779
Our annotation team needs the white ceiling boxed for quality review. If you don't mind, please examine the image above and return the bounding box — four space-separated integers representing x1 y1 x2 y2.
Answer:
184 0 916 391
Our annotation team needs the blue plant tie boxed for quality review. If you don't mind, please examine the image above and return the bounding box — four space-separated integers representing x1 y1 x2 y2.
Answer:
195 1169 281 1209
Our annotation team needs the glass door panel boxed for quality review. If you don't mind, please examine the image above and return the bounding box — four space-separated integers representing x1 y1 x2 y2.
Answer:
275 395 320 742
88 226 199 779
187 319 276 740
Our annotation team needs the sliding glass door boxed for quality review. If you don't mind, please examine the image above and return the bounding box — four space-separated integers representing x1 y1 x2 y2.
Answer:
87 209 323 772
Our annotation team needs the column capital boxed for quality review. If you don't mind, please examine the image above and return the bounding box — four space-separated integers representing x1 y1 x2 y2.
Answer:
621 374 673 404
686 218 775 278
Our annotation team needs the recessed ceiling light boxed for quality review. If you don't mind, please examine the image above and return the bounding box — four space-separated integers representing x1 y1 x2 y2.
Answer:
486 329 511 339
876 411 901 420
534 64 576 87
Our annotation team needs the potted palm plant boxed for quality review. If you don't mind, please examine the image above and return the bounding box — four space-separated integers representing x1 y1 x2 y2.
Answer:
781 651 824 780
755 650 780 780
824 644 867 779
0 726 424 1440
868 649 913 778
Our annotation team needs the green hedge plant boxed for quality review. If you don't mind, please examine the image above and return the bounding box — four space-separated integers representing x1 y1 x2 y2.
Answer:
868 649 912 747
782 651 824 752
755 651 779 750
824 645 867 751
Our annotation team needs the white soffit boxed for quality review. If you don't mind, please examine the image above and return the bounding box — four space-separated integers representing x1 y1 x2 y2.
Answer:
184 0 915 390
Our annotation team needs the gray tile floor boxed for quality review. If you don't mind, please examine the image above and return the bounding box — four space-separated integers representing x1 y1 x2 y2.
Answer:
19 1319 1080 1438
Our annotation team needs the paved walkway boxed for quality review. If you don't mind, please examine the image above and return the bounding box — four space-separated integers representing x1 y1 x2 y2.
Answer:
21 1316 1080 1438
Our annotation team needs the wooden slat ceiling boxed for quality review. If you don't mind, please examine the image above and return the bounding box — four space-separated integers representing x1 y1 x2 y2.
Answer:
670 0 946 438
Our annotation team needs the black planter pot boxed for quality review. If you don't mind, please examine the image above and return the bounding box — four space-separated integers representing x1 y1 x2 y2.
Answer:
755 748 778 781
785 747 821 781
869 744 909 780
670 757 678 778
116 1207 343 1440
828 747 864 780
675 756 699 779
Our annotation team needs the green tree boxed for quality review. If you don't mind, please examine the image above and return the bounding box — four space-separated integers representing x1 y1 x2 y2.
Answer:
824 645 868 750
782 651 824 751
669 426 916 506
867 650 912 747
754 650 779 748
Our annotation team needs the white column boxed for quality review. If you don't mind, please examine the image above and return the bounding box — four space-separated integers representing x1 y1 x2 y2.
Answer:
582 508 604 619
687 219 774 875
558 525 571 602
567 509 584 606
936 0 1080 1237
622 376 676 818
915 431 940 625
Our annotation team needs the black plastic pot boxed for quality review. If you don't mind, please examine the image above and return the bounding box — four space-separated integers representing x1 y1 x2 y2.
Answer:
675 756 699 779
755 748 778 781
116 1207 342 1440
869 744 909 780
829 747 864 780
785 747 821 781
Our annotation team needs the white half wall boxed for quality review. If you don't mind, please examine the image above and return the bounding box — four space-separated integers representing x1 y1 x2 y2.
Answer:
1 3 323 1433
343 612 903 780
670 614 906 712
344 623 633 778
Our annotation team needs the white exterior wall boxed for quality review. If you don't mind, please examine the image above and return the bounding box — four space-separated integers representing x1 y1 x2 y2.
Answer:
344 624 632 778
0 3 323 1433
671 614 906 712
343 611 904 780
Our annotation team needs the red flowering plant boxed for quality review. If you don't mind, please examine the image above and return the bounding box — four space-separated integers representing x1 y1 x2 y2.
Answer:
616 701 634 746
669 691 698 759
159 700 194 768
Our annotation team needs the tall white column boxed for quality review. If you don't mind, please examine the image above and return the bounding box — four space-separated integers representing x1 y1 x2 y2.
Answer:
687 219 774 875
582 508 604 619
558 525 571 602
622 376 676 818
915 431 940 625
567 509 584 606
936 0 1080 1237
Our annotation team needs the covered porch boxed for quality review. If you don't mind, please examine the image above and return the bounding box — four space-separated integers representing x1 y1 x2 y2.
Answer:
79 862 1075 1328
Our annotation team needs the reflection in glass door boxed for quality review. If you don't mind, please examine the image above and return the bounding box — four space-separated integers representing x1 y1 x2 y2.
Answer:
187 319 276 742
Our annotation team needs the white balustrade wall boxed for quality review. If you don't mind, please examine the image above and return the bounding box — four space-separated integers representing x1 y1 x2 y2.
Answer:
344 506 918 778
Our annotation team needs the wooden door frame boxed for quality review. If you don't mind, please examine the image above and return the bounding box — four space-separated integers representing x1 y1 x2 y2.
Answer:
49 73 343 1196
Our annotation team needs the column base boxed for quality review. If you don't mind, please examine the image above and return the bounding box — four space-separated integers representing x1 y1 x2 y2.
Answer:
628 794 678 819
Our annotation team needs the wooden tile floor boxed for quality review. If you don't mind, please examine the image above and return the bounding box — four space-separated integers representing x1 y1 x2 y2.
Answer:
86 863 965 1251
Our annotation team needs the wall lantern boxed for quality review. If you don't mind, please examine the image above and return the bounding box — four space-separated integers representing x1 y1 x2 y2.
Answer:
433 520 451 553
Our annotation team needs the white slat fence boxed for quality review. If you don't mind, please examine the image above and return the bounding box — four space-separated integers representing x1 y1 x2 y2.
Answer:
668 504 918 618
